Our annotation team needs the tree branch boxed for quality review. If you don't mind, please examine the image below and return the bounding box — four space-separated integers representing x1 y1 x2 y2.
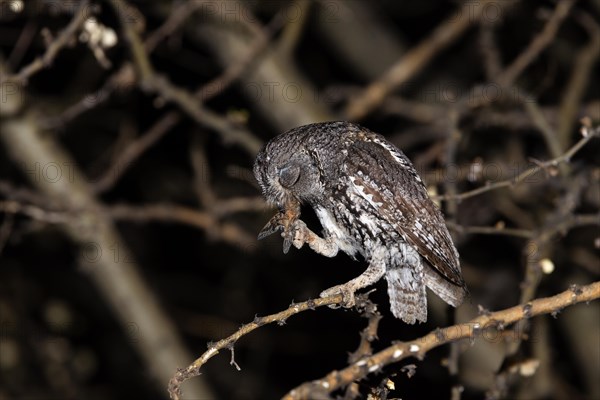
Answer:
166 276 599 400
107 0 263 155
343 0 516 120
434 123 599 202
497 0 575 87
0 0 94 85
167 294 345 400
283 281 600 399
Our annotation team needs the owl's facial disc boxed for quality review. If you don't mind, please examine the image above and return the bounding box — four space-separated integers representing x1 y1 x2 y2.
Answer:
278 164 300 188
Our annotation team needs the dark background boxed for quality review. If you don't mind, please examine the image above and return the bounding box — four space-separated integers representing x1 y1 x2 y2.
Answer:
0 1 599 399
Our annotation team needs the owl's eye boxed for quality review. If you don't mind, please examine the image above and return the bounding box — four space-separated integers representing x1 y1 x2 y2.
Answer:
278 165 300 188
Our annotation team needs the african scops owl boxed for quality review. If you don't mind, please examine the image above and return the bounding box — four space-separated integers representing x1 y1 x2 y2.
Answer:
254 122 467 324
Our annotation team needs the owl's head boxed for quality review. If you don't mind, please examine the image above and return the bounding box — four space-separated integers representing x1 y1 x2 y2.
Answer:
253 137 323 210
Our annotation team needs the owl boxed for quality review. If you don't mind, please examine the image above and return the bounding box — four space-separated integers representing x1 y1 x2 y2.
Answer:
253 121 467 324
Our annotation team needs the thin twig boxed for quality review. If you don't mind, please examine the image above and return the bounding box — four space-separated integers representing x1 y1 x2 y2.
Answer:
0 200 70 223
106 204 255 249
277 0 312 57
434 125 599 202
523 98 565 163
197 6 287 102
7 20 38 70
498 0 576 87
91 108 180 193
0 200 256 250
211 196 268 217
0 180 50 207
447 222 533 239
41 63 137 130
343 0 515 120
0 212 15 256
107 0 263 155
347 293 382 364
479 22 503 80
444 110 461 218
558 10 600 150
0 0 93 85
167 294 345 400
144 2 207 52
190 135 218 210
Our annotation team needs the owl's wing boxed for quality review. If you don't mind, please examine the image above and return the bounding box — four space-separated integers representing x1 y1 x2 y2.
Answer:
343 135 465 290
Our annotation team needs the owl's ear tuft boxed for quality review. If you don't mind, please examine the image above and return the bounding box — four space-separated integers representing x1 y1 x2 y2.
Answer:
278 164 301 188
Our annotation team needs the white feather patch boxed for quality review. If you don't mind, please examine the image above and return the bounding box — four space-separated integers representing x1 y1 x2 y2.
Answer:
349 176 383 208
314 206 357 256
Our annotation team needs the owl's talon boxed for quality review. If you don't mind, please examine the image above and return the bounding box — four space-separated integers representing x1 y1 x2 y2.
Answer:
320 284 357 309
291 220 308 249
279 219 308 253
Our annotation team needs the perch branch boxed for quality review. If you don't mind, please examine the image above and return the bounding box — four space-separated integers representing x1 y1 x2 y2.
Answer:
347 293 382 364
283 281 600 399
167 294 344 400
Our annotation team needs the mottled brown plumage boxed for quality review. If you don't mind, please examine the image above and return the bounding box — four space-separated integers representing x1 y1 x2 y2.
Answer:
254 121 467 323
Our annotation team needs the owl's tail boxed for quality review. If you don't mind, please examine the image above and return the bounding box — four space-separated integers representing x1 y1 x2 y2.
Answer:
423 265 467 307
385 265 428 324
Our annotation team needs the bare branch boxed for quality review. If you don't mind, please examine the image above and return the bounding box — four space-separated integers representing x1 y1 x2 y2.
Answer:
0 0 94 85
107 0 263 155
558 10 600 149
1 113 215 399
498 0 576 87
283 281 600 399
0 200 256 251
447 221 533 239
434 124 599 202
168 294 345 400
343 0 516 120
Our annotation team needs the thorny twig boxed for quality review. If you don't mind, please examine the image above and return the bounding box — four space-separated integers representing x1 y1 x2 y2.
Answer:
347 292 382 364
167 294 345 400
166 281 600 399
282 282 600 399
